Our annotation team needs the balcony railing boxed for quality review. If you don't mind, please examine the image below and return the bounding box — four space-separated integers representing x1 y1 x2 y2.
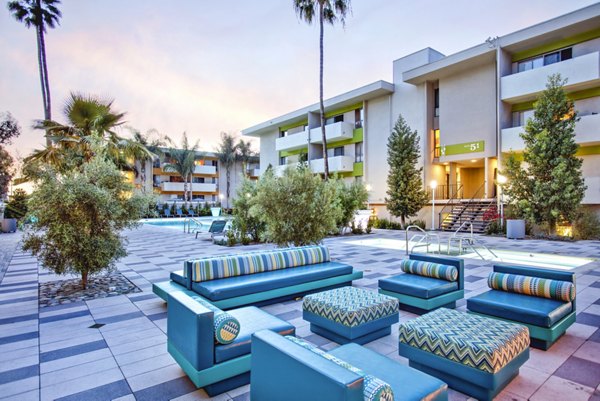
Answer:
309 121 354 144
310 155 354 174
427 184 463 200
275 130 309 152
160 182 217 193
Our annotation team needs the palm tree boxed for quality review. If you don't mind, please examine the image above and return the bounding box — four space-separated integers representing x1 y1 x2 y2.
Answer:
163 133 199 202
24 93 154 176
129 128 169 193
216 132 238 208
237 139 255 177
293 0 351 180
8 0 62 124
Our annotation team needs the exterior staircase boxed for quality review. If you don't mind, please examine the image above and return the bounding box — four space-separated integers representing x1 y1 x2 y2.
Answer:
440 199 496 233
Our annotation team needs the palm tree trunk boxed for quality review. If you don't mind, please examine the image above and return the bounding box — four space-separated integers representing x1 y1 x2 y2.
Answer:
319 3 329 180
226 167 231 209
35 26 50 146
189 173 193 203
39 25 52 122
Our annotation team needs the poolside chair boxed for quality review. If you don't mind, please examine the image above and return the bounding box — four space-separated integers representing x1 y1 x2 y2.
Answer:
176 208 184 218
188 209 197 217
195 220 228 240
163 209 172 218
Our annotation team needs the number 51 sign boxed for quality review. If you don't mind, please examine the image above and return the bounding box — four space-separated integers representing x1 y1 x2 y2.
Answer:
441 140 485 156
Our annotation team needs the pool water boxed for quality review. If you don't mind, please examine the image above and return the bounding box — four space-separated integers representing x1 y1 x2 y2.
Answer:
342 238 594 270
141 217 228 231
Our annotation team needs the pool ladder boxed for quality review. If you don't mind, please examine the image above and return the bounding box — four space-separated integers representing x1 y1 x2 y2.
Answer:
405 225 441 255
447 222 499 260
183 217 206 234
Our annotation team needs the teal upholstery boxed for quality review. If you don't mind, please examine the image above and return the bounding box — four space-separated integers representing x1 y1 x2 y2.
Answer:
467 264 576 350
378 254 464 314
251 330 448 401
190 295 240 344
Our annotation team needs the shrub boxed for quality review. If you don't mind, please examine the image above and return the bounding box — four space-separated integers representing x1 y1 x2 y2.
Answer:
573 208 600 240
4 188 28 220
485 220 504 235
366 217 373 234
407 219 426 230
22 156 149 289
351 221 364 235
334 179 368 232
373 218 403 230
233 177 265 243
251 166 341 246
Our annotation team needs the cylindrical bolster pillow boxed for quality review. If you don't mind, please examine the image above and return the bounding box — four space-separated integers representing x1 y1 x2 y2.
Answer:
488 272 575 302
285 336 394 401
400 259 458 282
192 296 240 344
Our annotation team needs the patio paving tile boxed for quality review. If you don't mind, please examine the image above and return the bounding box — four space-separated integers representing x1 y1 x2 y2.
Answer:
554 356 600 388
53 379 131 401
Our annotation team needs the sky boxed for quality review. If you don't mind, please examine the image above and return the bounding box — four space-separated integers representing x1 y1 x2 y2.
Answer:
1 0 597 159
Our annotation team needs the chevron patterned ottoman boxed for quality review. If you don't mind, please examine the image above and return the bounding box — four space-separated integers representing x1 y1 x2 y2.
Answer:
398 308 530 401
303 286 399 344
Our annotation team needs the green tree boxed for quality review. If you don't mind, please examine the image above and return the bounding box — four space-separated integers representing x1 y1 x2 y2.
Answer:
385 115 428 228
163 132 199 202
232 177 265 243
0 112 21 197
503 74 586 234
216 132 238 208
8 0 61 123
334 179 368 232
251 166 341 246
293 0 351 180
129 128 169 193
4 188 28 219
237 138 255 177
22 153 148 289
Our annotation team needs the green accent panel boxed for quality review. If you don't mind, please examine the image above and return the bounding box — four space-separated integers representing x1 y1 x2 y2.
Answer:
511 87 600 112
325 128 364 149
440 140 484 156
577 145 600 156
212 272 363 310
379 289 464 310
279 148 307 158
353 162 363 177
168 341 251 387
511 28 600 62
324 102 363 118
280 120 308 132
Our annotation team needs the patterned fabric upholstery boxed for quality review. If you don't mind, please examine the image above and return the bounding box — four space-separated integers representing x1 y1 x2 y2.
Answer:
400 259 458 282
398 308 529 373
488 272 575 302
185 245 330 282
191 296 240 344
285 336 394 401
303 287 399 327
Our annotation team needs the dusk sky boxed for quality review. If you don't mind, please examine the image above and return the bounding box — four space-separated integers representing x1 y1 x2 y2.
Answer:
1 0 597 159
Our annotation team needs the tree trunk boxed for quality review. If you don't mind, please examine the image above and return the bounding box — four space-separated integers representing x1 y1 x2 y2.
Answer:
81 270 88 290
39 24 52 122
400 215 406 229
319 3 329 180
35 26 50 146
183 180 188 203
226 167 231 209
189 173 193 202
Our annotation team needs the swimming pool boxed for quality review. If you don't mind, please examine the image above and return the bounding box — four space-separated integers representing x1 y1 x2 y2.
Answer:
141 217 230 232
342 238 594 270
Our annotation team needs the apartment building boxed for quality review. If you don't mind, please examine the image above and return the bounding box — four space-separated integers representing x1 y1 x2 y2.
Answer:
243 4 600 228
134 150 260 207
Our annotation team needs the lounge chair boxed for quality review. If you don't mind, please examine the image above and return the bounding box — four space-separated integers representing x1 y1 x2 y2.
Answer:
195 219 228 240
176 208 184 218
163 209 172 218
188 209 197 217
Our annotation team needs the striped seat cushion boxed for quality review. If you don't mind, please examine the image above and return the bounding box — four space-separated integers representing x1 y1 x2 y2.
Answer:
191 296 240 344
185 245 330 282
286 336 394 401
303 287 399 328
400 259 458 282
398 308 529 373
488 272 575 302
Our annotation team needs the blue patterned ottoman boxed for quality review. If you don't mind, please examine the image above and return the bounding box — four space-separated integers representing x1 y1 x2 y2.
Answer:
303 286 399 344
398 308 530 401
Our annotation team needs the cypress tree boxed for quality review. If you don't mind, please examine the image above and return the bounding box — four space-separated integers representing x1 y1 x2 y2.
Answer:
503 74 586 234
385 115 428 228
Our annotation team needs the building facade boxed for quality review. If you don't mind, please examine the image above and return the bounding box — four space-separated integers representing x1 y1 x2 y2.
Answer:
134 150 259 208
243 4 600 228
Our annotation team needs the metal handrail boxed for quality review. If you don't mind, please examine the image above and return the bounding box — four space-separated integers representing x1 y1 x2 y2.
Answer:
405 225 440 255
437 184 464 229
184 217 206 233
446 221 499 260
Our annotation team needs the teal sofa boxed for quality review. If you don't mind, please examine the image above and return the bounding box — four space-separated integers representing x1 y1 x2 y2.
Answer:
167 291 295 396
378 254 464 314
153 245 363 309
467 264 576 350
251 329 448 401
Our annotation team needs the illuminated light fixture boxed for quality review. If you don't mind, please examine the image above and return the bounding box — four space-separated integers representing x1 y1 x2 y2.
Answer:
497 174 507 185
430 180 438 231
471 159 477 163
556 225 573 237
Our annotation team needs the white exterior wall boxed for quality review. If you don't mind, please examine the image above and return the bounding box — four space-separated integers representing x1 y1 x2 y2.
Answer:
364 95 392 206
260 130 280 171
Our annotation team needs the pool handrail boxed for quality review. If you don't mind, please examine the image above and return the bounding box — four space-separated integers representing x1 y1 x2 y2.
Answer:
405 225 440 255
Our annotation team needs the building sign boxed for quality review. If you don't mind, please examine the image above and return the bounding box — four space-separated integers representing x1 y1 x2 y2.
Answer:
440 140 485 156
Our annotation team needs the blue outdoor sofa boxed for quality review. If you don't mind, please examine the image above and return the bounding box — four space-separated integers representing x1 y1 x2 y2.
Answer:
153 245 363 309
378 254 464 314
251 329 448 401
467 264 576 350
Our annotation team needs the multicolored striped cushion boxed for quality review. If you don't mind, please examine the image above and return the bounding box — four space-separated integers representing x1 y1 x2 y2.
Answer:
192 296 240 344
400 259 458 282
488 272 575 302
185 245 330 282
286 336 394 401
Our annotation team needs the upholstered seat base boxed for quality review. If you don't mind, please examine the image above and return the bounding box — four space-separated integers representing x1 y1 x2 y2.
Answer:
310 323 391 345
379 288 463 314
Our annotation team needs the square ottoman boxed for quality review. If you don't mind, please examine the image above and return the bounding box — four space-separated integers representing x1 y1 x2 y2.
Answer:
398 308 530 401
303 286 399 344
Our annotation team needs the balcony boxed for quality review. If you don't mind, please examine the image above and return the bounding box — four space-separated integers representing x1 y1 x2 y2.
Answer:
310 155 354 174
160 182 217 193
501 113 600 152
193 165 216 175
309 121 354 144
275 130 309 152
247 168 261 177
501 52 600 103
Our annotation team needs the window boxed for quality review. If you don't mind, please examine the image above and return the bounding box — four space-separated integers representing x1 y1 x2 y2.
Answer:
333 146 344 157
325 114 344 125
354 108 364 128
279 156 287 166
279 129 288 138
355 142 363 163
434 88 439 117
517 47 573 73
192 177 205 184
512 110 534 127
433 129 441 158
299 153 308 163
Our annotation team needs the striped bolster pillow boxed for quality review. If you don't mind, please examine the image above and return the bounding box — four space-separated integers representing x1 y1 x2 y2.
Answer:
192 296 240 344
400 259 458 282
488 272 575 302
